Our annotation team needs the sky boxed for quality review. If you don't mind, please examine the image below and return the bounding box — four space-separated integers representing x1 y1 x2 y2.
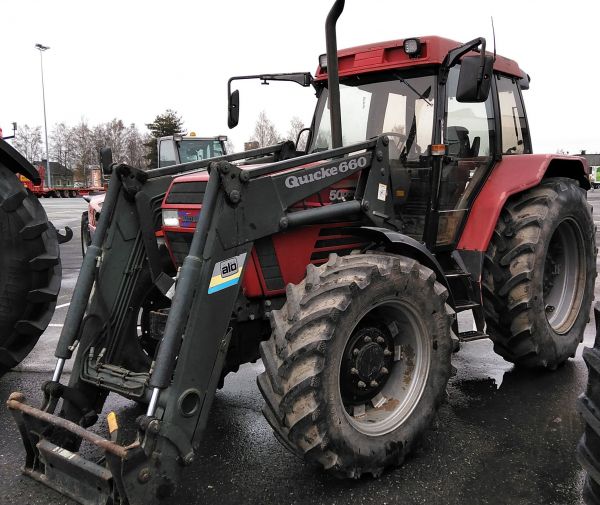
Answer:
1 0 599 154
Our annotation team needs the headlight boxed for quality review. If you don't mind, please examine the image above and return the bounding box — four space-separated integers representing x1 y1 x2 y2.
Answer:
162 209 180 227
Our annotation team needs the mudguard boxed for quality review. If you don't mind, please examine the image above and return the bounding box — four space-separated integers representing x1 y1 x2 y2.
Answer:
458 154 589 252
0 138 40 184
350 226 450 291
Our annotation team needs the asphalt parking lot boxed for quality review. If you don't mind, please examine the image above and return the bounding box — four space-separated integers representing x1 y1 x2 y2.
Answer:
1 194 600 505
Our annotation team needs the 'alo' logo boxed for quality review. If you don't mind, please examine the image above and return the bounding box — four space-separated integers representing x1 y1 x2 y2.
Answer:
220 258 238 278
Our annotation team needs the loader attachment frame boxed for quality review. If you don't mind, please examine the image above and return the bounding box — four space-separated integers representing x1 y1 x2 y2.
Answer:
8 135 395 505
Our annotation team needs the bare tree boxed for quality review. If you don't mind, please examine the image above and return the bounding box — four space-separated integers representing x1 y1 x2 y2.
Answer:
70 121 96 183
286 116 306 149
13 124 43 163
51 122 75 169
250 111 281 147
124 124 148 168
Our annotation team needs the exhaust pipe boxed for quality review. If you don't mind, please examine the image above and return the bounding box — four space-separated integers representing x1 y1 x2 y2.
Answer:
325 0 345 149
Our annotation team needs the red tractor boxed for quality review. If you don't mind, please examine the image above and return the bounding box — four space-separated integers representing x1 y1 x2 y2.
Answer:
8 1 596 503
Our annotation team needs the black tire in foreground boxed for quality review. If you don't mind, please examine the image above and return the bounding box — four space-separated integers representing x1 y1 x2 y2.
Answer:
258 252 453 478
483 177 596 369
0 164 61 376
578 303 600 504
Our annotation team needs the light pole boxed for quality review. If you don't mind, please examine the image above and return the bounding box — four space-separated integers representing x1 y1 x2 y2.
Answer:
35 43 51 188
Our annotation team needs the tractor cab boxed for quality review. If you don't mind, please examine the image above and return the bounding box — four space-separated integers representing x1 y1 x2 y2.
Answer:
162 36 532 273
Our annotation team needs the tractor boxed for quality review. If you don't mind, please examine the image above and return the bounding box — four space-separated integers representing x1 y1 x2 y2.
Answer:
7 1 596 504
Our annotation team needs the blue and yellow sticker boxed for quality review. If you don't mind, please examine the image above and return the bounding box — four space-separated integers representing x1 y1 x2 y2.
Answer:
208 253 247 294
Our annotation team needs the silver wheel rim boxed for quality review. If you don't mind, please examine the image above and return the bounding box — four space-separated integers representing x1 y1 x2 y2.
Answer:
339 299 431 436
543 218 586 333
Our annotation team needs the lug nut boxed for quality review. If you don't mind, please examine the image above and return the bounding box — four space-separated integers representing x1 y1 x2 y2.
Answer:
358 381 366 389
353 348 360 356
350 367 359 375
381 367 389 375
370 380 379 388
363 336 372 343
376 336 385 344
138 468 151 483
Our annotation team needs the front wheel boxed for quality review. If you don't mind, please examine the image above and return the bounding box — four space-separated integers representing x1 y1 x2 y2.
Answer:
80 211 91 257
258 252 453 477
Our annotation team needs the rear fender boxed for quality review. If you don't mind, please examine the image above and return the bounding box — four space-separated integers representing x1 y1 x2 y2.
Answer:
458 154 589 252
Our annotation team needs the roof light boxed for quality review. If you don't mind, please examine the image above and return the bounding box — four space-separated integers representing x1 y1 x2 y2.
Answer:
403 38 422 57
189 131 196 137
218 135 228 141
319 53 327 70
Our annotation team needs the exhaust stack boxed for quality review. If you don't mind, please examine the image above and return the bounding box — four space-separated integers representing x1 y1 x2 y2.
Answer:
325 0 345 149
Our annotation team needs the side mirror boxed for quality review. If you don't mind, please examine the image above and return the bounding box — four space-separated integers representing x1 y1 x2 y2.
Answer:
457 54 494 103
99 147 113 175
228 89 240 129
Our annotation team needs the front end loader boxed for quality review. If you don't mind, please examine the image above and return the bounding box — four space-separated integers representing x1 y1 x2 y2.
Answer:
7 1 595 504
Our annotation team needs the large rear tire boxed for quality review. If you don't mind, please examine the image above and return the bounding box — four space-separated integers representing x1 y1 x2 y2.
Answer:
0 165 61 376
483 178 596 368
258 253 453 477
578 304 600 504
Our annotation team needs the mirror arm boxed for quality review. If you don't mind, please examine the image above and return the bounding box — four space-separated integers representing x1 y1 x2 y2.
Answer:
440 37 487 84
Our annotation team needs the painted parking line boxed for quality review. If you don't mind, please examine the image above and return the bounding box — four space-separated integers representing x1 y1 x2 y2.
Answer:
48 324 64 328
56 302 71 309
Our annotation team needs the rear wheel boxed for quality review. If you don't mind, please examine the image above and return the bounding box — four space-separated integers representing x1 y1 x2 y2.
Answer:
258 253 453 477
0 166 61 376
483 178 596 368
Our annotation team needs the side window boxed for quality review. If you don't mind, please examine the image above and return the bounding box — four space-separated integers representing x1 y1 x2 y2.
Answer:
159 139 177 167
497 74 530 154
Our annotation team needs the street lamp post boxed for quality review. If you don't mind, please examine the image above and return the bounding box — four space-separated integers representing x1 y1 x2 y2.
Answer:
35 43 51 188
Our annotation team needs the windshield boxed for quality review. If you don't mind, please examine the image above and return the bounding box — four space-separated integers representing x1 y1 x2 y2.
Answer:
310 72 436 161
177 139 225 163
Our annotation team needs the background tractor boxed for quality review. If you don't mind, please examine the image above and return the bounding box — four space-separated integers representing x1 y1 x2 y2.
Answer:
80 133 227 256
7 1 596 504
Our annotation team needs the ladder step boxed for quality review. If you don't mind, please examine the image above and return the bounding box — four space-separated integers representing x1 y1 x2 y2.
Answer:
459 330 489 342
454 300 480 311
445 270 471 279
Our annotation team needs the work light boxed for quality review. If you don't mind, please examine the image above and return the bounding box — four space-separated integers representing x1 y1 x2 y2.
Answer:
319 54 327 70
403 38 422 57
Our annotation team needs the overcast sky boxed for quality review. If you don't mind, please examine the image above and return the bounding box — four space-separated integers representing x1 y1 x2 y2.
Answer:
1 0 599 154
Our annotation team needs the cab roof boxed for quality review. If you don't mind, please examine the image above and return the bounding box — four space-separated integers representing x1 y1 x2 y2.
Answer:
314 36 523 80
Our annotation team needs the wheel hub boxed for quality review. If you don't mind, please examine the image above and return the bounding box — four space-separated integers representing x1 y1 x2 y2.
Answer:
355 343 385 381
341 325 394 403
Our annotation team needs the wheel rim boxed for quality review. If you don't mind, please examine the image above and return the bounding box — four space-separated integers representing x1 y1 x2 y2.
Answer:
543 218 586 333
339 299 431 436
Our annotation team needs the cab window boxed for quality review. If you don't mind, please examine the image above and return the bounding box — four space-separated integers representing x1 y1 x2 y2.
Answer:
159 139 177 167
497 74 531 155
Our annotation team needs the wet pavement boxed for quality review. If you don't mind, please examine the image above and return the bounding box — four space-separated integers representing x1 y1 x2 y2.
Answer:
1 194 599 505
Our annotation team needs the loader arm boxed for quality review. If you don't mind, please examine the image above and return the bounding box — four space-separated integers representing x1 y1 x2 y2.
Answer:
8 135 395 505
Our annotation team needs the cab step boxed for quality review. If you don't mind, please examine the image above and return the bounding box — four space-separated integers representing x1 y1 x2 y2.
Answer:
458 330 489 342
